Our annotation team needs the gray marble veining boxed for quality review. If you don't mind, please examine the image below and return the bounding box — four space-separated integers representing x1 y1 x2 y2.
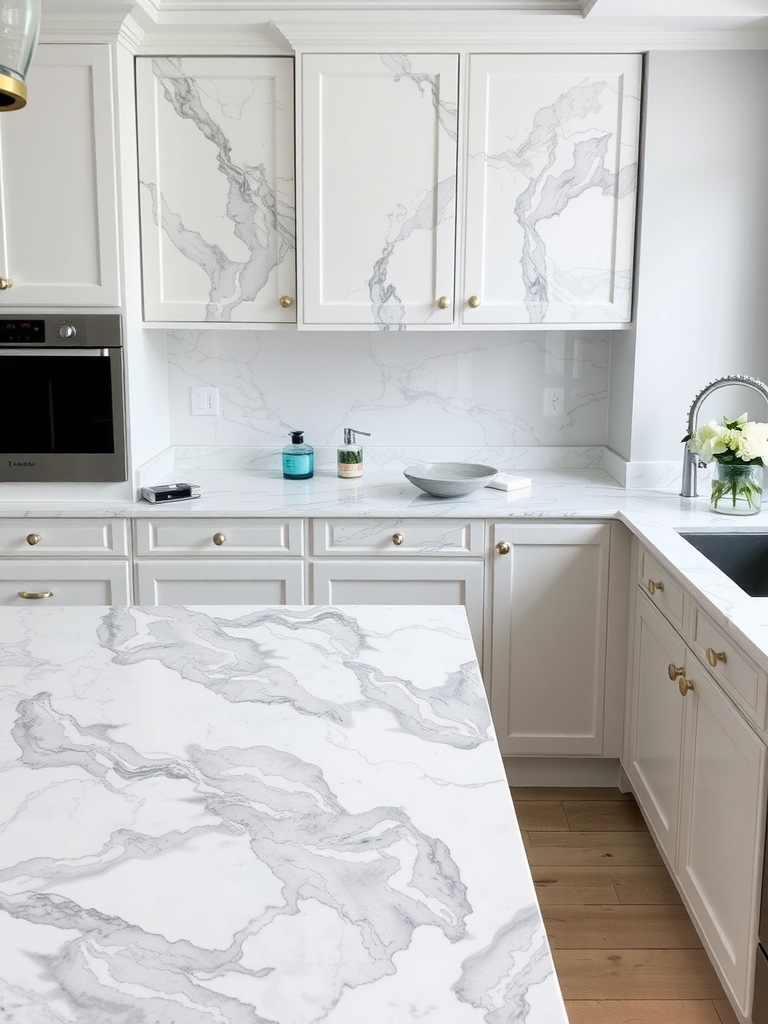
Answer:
141 57 295 322
0 604 568 1023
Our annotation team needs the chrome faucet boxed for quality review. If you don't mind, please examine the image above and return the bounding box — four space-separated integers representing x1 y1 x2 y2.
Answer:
681 374 768 497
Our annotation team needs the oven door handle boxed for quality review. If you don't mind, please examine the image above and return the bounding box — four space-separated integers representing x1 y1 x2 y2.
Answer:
0 348 111 356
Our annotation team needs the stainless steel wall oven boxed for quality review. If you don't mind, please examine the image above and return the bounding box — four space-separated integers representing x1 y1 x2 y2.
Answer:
0 313 127 482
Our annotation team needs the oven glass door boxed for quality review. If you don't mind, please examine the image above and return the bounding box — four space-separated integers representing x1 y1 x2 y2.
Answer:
1 351 116 454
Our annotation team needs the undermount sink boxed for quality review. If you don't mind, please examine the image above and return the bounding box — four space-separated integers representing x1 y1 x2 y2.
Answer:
678 531 768 597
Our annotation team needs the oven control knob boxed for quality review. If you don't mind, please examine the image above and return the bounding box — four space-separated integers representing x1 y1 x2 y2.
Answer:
57 324 77 339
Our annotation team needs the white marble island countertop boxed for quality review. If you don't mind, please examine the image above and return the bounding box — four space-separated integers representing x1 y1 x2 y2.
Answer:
0 603 567 1024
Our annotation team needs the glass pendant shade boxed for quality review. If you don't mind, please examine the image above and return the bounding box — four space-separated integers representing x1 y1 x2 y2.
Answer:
0 0 40 111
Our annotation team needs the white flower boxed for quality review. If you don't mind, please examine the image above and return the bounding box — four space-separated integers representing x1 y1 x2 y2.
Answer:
687 419 730 463
735 420 768 463
687 414 768 466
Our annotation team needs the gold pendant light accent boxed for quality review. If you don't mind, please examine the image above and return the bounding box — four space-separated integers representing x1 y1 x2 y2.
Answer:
0 0 41 113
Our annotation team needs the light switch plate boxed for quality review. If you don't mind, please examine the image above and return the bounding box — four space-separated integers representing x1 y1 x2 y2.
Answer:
191 386 219 416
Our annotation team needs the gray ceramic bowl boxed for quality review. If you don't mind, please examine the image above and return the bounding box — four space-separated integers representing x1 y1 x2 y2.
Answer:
403 462 498 498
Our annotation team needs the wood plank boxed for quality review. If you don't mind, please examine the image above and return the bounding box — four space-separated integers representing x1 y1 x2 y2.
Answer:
713 997 740 1024
552 948 725 1000
544 903 701 949
513 800 570 832
511 787 635 802
563 799 647 832
525 829 663 866
611 865 683 905
564 1000 724 1024
532 865 620 905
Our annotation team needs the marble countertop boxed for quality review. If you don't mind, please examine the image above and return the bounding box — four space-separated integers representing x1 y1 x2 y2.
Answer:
3 455 768 673
0 602 567 1024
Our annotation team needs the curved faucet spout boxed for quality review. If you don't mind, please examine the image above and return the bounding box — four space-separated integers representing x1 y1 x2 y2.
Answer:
681 374 768 497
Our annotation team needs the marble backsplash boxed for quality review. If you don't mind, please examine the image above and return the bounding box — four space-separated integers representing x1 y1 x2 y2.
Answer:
166 328 611 450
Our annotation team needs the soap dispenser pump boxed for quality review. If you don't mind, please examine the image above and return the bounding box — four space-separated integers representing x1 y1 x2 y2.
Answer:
337 428 371 479
282 430 314 480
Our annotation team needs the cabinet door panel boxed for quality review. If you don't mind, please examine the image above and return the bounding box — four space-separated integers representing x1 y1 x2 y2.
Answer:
490 523 609 756
135 561 304 605
678 666 766 1016
0 45 119 305
627 594 686 865
310 559 483 659
137 57 295 323
302 54 458 326
464 54 641 325
0 562 130 605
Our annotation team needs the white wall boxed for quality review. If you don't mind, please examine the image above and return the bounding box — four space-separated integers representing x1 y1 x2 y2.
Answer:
625 50 768 465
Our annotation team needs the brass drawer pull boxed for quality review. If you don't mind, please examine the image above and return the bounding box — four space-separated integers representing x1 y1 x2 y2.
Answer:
467 295 481 308
0 277 13 290
279 295 293 308
497 541 511 555
18 590 53 600
648 579 664 595
26 533 41 545
392 533 404 546
437 295 451 309
678 676 694 697
706 647 727 667
212 532 226 546
668 664 684 681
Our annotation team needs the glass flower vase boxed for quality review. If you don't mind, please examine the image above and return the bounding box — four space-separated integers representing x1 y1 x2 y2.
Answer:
710 461 763 515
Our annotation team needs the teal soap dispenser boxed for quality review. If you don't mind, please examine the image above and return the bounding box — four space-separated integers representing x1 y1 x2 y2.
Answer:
282 430 314 480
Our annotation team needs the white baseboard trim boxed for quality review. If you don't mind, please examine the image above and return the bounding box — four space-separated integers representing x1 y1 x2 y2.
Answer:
503 757 623 788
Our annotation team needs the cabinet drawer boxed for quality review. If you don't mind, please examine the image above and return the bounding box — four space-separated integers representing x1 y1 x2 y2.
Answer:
0 562 131 605
0 519 129 557
312 519 484 556
134 519 303 557
135 560 304 606
638 548 686 631
690 607 767 728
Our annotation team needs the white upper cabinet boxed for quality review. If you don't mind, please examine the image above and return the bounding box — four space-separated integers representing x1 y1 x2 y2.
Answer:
136 57 296 323
462 54 642 325
301 53 459 328
0 45 120 307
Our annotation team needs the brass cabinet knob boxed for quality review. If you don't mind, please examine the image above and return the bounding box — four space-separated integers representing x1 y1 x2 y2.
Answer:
706 647 727 667
497 541 511 555
437 296 451 309
668 663 685 681
18 590 54 599
392 533 404 546
678 675 694 697
648 579 664 595
279 295 293 308
467 295 481 309
212 532 226 546
0 277 13 290
26 533 41 546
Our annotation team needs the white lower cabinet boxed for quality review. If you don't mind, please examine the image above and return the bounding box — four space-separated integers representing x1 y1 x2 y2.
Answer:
489 522 612 756
626 594 687 864
0 518 130 606
133 518 304 605
625 572 767 1019
678 661 765 1017
310 559 485 659
136 560 303 605
0 561 130 605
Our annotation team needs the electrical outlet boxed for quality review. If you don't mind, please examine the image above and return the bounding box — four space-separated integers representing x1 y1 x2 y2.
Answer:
543 387 564 417
190 386 220 416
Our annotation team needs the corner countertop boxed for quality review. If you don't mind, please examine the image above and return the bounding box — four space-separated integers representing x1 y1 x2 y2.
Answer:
0 602 567 1024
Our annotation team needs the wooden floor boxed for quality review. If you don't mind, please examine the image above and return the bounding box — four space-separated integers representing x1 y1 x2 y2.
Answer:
513 787 740 1024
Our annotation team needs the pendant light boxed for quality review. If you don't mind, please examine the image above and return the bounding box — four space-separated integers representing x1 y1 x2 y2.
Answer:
0 0 40 111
